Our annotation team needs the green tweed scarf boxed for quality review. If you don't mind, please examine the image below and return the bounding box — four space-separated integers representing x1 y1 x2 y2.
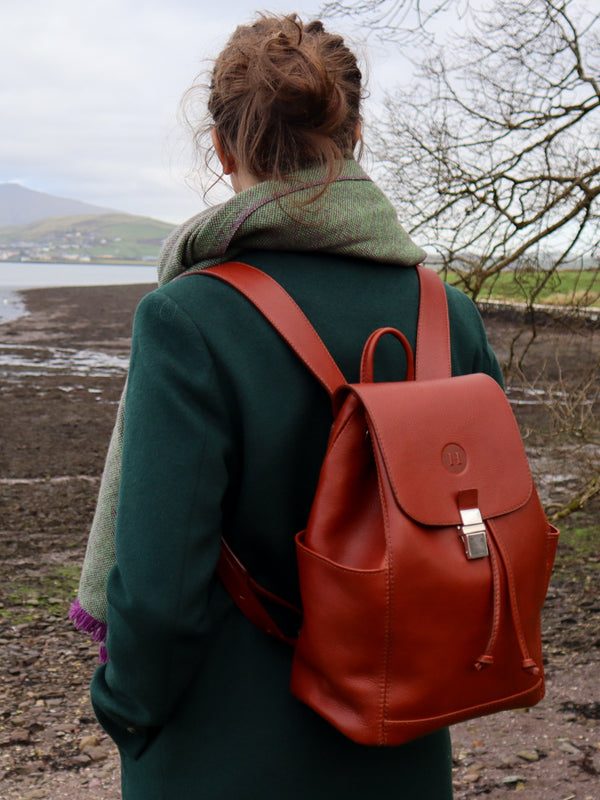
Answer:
69 159 425 659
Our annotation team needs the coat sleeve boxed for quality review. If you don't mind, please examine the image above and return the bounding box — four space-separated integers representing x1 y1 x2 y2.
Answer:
90 289 233 759
445 285 504 387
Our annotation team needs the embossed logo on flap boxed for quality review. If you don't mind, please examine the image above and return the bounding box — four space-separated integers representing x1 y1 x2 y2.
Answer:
442 443 467 474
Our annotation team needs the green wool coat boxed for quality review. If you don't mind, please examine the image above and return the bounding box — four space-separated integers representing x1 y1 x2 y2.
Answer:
91 250 503 800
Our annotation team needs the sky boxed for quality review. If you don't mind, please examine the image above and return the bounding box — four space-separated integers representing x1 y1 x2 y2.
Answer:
1 0 406 224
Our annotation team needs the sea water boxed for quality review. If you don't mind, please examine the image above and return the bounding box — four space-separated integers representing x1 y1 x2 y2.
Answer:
0 262 157 323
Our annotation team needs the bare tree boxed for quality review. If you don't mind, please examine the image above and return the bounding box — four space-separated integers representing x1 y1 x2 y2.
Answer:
321 0 469 44
359 1 600 300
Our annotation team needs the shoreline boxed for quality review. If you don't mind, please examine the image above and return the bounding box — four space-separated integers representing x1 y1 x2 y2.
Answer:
0 287 27 323
0 282 154 347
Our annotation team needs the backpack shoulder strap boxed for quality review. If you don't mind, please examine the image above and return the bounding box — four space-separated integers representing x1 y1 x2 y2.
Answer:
414 265 452 379
199 261 451 385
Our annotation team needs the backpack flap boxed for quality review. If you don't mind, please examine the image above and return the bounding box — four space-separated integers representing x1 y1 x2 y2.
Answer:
353 372 533 527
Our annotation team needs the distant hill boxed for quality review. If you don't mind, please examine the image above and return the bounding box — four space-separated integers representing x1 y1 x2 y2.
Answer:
0 183 118 226
0 212 175 264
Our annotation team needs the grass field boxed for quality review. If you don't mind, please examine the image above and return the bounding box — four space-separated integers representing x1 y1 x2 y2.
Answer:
471 268 600 308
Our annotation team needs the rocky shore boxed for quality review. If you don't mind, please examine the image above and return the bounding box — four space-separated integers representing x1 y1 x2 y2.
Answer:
0 283 598 799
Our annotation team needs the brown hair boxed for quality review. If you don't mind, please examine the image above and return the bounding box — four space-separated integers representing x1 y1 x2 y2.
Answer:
184 14 364 191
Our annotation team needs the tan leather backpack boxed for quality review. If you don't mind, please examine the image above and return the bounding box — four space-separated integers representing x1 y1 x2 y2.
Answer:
202 261 559 746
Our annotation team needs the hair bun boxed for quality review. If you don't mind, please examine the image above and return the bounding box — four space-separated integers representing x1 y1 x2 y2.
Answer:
255 25 345 134
207 13 363 184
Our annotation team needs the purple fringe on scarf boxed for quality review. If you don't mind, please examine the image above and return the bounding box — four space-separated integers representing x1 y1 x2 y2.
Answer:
69 598 109 663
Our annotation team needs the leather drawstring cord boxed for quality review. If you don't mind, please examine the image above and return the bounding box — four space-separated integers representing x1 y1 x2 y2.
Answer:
475 521 540 675
488 519 540 675
474 536 503 671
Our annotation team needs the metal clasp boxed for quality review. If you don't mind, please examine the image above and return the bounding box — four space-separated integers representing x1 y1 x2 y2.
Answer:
459 506 489 560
